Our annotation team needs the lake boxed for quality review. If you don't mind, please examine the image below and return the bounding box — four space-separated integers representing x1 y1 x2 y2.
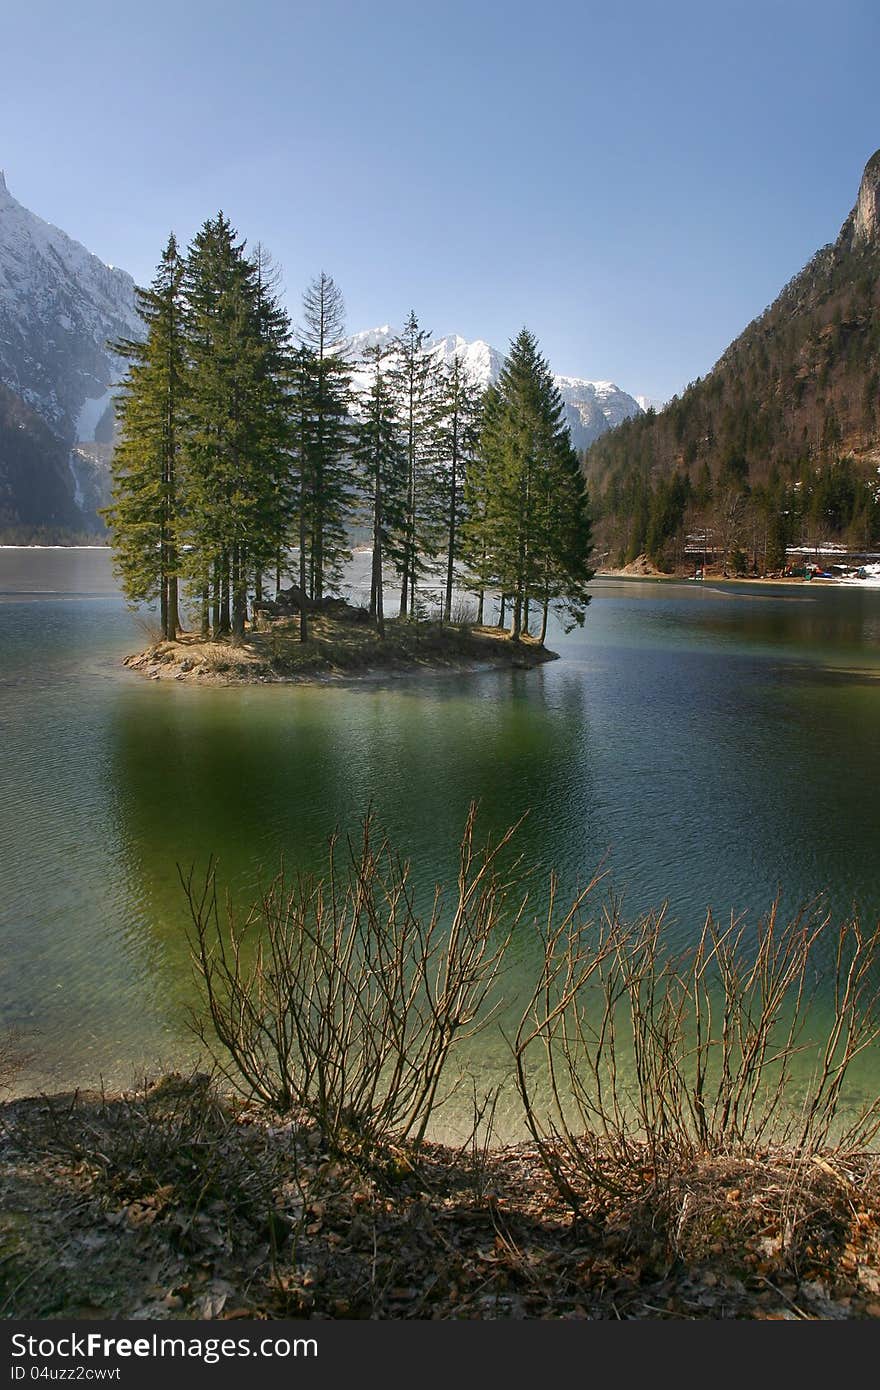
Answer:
2 547 879 1136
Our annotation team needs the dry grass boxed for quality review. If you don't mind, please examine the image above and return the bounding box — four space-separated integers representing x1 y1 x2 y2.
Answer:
3 1077 880 1320
125 613 556 684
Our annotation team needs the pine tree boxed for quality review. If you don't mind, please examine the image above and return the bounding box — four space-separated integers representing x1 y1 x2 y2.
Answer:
470 328 594 641
432 353 483 622
104 233 186 640
287 344 313 641
461 382 499 625
352 344 407 638
533 431 594 639
299 273 353 603
250 244 294 608
182 214 291 640
389 311 437 617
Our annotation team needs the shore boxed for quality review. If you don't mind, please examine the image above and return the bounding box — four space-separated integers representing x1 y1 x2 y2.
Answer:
124 614 558 686
2 1076 879 1321
595 562 880 589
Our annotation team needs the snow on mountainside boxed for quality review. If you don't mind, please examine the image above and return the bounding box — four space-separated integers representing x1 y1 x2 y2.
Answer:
635 394 667 414
345 326 642 450
0 173 642 532
0 171 141 528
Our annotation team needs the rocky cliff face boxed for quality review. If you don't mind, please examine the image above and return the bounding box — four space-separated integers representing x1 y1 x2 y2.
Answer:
0 172 141 531
844 148 880 248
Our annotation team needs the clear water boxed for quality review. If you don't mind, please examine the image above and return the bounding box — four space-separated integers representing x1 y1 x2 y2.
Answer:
2 549 879 1135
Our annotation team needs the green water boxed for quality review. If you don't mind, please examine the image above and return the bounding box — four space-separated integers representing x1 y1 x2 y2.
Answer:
2 549 879 1135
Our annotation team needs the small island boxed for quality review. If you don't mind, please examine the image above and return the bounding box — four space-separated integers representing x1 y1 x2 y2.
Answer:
105 238 594 695
125 595 558 685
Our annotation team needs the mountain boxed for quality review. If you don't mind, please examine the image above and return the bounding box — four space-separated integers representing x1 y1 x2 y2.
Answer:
584 149 880 566
0 175 640 535
346 326 642 450
0 172 141 534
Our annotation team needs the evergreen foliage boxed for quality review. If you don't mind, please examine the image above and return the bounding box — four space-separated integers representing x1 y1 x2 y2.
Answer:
352 344 407 637
390 311 437 617
463 329 594 640
108 231 597 651
181 214 291 639
431 352 483 622
585 224 880 568
103 233 186 639
298 273 353 602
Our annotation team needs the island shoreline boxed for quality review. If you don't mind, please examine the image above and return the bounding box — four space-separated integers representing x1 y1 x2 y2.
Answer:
123 617 560 687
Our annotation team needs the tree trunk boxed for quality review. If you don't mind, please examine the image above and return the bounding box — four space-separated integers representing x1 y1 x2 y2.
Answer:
219 552 231 635
371 463 385 638
167 575 180 639
539 587 550 645
399 563 409 619
200 585 209 639
299 497 309 643
444 482 456 624
373 540 385 640
211 563 220 639
232 545 247 641
160 565 168 641
477 589 484 625
499 593 506 629
511 592 522 642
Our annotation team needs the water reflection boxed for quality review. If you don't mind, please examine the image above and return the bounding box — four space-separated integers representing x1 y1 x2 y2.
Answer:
2 552 879 1124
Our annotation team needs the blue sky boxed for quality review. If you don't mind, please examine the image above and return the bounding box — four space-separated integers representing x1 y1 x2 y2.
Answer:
1 0 877 400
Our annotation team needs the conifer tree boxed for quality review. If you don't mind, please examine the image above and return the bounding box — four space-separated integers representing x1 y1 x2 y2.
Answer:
250 244 294 606
182 214 290 640
298 273 352 602
352 344 407 638
432 352 483 622
390 311 437 617
469 328 594 641
288 344 313 641
104 233 186 639
461 382 499 625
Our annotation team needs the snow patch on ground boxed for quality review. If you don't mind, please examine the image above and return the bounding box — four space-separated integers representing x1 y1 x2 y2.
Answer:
68 452 86 510
75 387 114 442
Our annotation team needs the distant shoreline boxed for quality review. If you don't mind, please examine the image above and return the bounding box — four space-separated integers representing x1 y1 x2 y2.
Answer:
0 543 110 550
594 568 880 590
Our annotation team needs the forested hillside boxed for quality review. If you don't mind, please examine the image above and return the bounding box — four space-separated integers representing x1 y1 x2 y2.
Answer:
585 150 880 571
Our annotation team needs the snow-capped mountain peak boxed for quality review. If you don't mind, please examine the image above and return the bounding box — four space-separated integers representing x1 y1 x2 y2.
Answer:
345 326 642 449
0 173 141 445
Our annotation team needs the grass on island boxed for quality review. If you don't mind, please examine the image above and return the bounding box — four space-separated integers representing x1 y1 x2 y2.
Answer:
126 610 557 683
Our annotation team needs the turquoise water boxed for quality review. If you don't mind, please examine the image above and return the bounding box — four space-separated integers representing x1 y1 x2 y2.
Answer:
1 549 879 1133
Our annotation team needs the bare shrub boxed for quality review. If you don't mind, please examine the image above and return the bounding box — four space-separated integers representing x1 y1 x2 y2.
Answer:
514 888 880 1210
184 806 520 1153
451 594 479 626
132 612 163 647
